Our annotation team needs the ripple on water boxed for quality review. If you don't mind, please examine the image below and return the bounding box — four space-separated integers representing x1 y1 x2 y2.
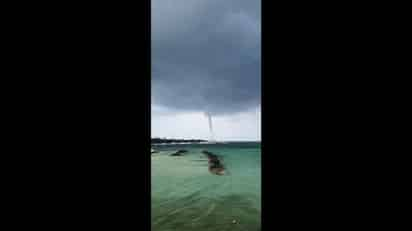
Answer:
152 143 261 231
152 194 260 231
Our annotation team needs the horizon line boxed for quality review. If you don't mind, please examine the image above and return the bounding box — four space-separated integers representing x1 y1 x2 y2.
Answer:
151 137 261 142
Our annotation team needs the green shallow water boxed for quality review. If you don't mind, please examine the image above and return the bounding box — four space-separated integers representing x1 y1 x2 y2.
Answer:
151 142 261 231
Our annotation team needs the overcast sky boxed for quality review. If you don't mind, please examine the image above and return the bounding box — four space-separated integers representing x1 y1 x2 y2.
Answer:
151 0 261 141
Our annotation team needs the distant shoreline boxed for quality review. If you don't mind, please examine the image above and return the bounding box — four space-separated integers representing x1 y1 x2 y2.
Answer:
151 138 207 144
151 138 260 145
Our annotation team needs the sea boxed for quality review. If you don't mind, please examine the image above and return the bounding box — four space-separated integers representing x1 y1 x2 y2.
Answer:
151 142 261 231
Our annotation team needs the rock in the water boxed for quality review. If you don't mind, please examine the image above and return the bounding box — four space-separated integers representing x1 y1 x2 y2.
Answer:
202 150 226 175
209 166 225 175
170 149 188 156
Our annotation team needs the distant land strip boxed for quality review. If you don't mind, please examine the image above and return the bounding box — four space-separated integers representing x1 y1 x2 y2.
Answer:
151 138 207 144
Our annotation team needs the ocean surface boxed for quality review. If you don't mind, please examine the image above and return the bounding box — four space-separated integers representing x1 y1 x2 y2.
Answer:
151 142 261 231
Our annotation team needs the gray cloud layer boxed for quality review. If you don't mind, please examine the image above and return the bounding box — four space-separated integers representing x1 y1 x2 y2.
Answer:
152 0 261 115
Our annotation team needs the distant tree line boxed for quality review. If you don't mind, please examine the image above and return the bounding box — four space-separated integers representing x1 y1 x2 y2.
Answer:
151 138 207 144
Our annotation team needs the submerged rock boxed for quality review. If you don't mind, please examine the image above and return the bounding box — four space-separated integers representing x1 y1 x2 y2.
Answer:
170 149 188 156
202 150 226 175
209 166 225 175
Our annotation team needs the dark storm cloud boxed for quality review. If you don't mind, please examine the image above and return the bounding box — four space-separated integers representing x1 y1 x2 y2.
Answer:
152 0 260 115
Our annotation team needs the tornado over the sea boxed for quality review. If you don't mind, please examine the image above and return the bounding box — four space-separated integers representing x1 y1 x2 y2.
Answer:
205 112 215 142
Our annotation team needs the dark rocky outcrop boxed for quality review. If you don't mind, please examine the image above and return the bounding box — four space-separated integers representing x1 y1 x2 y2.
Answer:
170 149 188 156
201 150 226 175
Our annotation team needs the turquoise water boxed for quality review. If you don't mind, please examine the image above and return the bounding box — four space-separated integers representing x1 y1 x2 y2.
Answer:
151 142 261 231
